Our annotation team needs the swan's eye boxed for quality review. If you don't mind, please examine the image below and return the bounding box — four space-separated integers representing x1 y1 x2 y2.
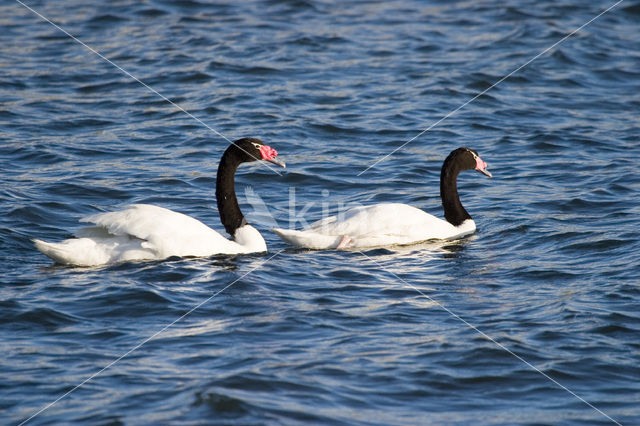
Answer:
251 142 262 150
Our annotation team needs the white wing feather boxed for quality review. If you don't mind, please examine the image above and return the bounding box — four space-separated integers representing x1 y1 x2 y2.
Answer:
79 204 238 257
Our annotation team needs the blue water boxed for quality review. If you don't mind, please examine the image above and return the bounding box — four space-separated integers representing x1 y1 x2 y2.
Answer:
2 0 640 424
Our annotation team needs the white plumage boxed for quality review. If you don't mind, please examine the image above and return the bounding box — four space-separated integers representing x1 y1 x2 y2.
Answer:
273 203 476 250
33 204 265 266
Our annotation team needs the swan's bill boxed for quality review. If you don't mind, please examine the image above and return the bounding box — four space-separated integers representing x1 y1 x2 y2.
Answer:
267 156 286 168
474 156 492 178
478 167 492 178
260 145 286 168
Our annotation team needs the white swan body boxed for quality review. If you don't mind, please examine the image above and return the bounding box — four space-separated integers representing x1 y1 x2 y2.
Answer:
34 204 265 266
273 147 491 250
273 203 476 249
34 138 285 266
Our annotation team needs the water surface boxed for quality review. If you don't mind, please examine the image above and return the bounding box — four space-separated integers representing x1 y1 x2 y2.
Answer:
1 0 639 424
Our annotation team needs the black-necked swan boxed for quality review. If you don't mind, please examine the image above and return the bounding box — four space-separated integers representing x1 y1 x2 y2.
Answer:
34 138 285 266
272 147 491 249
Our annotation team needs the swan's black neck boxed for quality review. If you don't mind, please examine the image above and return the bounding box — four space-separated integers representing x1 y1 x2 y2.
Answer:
440 152 472 227
216 146 248 236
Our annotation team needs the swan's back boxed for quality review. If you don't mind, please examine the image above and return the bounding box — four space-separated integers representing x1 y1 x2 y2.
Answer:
80 204 237 258
309 203 441 236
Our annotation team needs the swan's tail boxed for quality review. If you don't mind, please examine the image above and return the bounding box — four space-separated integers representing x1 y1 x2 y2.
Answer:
33 238 108 266
33 239 66 264
272 228 343 250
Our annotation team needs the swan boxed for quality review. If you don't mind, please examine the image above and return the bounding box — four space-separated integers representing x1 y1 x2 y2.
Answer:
273 147 491 249
33 138 285 266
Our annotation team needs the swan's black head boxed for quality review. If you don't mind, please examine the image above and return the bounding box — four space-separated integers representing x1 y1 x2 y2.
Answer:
446 147 492 177
231 137 286 168
216 138 285 237
440 147 491 226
